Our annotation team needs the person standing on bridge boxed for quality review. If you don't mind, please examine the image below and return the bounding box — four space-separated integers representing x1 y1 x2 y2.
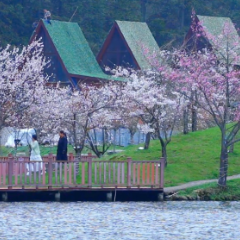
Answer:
56 130 68 161
27 134 43 175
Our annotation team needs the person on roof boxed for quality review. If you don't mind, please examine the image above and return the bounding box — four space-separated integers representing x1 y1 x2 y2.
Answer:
44 9 51 24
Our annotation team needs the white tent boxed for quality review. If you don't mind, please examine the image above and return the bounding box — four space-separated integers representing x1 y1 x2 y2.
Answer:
5 128 36 147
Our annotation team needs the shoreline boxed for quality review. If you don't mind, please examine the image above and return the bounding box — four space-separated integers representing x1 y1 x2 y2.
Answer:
164 178 240 201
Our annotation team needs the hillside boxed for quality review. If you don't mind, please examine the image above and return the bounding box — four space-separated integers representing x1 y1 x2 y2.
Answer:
102 126 240 187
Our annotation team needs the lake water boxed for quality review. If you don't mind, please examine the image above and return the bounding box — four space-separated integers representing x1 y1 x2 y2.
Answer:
0 201 239 239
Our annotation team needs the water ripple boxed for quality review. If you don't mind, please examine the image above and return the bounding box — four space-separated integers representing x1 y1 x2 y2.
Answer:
0 201 239 240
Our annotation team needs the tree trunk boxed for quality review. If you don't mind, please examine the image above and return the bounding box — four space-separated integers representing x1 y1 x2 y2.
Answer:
129 128 137 145
73 114 77 147
183 108 189 134
75 148 82 158
87 129 110 157
141 0 147 22
191 90 198 132
119 128 121 145
113 129 116 152
179 0 185 29
161 143 167 167
130 133 135 145
14 141 18 157
218 137 228 187
58 0 62 16
38 0 43 18
129 127 137 145
0 133 2 156
144 132 151 149
74 148 82 175
192 106 197 132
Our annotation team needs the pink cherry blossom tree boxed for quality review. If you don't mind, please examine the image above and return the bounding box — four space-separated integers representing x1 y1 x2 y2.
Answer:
170 19 240 186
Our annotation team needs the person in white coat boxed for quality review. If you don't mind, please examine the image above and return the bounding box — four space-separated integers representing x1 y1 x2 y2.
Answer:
27 135 43 175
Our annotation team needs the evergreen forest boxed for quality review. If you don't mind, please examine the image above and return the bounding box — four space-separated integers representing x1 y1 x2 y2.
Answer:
1 0 240 54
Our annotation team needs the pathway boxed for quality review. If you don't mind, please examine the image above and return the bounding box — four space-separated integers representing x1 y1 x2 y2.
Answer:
164 174 240 193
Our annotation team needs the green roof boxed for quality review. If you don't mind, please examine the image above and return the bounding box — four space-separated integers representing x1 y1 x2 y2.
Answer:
116 20 159 69
42 20 119 80
197 15 240 65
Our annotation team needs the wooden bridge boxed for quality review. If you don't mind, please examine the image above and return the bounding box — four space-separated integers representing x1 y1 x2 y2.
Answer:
0 153 165 201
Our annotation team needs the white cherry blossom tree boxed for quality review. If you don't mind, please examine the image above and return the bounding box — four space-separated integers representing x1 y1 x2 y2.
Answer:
116 68 183 166
63 82 120 158
0 40 48 153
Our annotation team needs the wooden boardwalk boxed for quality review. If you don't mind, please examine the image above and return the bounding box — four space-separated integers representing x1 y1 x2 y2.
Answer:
0 154 164 198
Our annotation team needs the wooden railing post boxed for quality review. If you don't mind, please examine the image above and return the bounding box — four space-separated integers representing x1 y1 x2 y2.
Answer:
48 153 53 189
88 153 92 187
127 157 132 188
69 153 74 162
160 157 165 189
8 154 13 189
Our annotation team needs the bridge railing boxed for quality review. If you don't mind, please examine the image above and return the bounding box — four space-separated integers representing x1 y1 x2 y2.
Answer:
0 153 97 162
0 154 164 189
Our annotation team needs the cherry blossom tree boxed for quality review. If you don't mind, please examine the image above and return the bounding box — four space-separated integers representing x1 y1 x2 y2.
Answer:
63 82 120 158
0 40 48 153
23 84 70 146
0 40 48 128
116 68 183 166
122 115 139 145
170 18 240 186
23 78 122 159
86 109 116 157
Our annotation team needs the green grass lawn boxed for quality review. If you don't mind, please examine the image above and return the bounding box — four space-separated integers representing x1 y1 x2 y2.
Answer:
100 126 240 187
0 144 123 157
177 179 240 201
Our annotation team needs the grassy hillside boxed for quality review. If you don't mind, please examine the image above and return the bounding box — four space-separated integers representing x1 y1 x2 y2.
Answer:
102 126 240 187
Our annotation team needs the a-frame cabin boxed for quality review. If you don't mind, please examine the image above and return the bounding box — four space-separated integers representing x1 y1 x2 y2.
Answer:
30 19 119 88
184 15 240 65
97 20 159 71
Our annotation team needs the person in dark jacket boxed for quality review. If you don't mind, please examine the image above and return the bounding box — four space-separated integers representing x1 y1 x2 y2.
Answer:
56 130 68 161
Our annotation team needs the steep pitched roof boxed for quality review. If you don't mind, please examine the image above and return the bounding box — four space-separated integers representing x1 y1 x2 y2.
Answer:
196 15 240 65
31 19 120 81
97 20 159 69
116 21 159 69
197 15 234 35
